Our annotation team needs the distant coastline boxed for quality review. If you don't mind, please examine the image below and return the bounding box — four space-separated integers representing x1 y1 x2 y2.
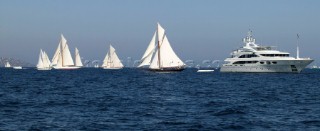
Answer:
0 57 34 67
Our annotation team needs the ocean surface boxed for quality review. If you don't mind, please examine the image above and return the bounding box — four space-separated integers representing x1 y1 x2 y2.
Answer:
0 68 320 130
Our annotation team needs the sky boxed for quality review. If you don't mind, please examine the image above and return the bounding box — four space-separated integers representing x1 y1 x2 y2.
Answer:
0 0 319 65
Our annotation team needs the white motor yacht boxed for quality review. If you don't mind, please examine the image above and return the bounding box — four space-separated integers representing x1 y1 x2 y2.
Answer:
220 31 313 73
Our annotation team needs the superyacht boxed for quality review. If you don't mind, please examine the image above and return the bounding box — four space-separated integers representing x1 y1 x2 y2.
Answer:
220 31 313 73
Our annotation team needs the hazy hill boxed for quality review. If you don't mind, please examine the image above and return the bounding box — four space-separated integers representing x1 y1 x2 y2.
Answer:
0 57 34 67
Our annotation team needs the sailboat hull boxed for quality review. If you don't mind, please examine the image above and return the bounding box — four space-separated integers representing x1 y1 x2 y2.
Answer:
102 67 123 70
53 66 80 70
37 67 52 70
149 66 185 72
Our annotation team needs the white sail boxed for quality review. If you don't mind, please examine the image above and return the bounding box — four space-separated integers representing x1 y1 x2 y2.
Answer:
102 52 110 67
42 51 51 68
51 34 79 69
159 36 184 67
56 52 63 68
51 41 61 65
60 34 74 66
5 62 11 68
37 49 44 68
110 45 123 68
149 23 185 69
37 49 51 70
138 31 156 67
157 23 165 43
102 45 123 69
149 47 160 69
75 48 83 67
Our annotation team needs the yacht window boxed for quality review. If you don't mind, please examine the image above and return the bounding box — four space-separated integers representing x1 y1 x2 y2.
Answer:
260 62 264 64
272 61 277 64
233 61 258 64
239 54 258 58
267 61 271 64
261 54 289 57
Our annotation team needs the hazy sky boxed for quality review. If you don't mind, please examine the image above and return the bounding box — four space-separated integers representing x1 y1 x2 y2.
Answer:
1 0 319 65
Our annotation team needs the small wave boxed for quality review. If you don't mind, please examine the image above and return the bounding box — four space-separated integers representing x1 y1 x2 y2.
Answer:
158 121 187 125
222 125 245 130
301 120 320 127
214 108 246 116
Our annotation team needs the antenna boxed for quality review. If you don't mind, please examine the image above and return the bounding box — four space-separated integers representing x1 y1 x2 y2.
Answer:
296 33 300 59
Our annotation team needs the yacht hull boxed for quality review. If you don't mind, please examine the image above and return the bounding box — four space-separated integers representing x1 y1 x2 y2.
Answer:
197 69 214 72
13 66 23 69
220 59 313 73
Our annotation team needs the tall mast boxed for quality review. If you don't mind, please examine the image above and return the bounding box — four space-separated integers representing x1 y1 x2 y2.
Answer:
296 33 300 59
157 25 161 69
109 51 111 67
61 39 64 66
108 46 111 67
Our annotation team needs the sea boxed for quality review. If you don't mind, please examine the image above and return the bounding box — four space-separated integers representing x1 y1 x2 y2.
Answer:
0 68 320 130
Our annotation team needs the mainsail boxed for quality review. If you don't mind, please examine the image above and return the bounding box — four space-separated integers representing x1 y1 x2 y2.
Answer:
51 40 61 66
75 47 83 67
102 45 124 69
42 51 51 68
37 49 44 68
140 23 185 70
51 34 79 69
60 34 74 66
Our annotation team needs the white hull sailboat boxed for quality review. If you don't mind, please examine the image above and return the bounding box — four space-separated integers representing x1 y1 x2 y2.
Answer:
37 49 52 70
13 66 23 69
51 34 80 70
101 45 124 69
4 62 11 68
138 23 185 72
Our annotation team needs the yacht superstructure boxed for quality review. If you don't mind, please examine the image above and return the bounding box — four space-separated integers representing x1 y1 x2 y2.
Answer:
220 31 313 73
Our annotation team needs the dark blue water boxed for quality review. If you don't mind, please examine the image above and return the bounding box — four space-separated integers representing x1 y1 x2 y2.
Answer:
0 68 320 130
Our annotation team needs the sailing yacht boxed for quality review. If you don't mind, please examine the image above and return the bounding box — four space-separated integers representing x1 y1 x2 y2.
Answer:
51 34 80 70
101 45 124 69
37 49 52 70
4 62 11 68
74 47 83 67
138 23 185 71
220 31 313 73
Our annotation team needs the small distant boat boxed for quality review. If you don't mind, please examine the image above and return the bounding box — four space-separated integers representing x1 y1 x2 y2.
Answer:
13 66 23 69
4 62 11 68
196 65 214 72
37 49 52 70
51 34 80 70
310 65 319 69
197 69 214 72
138 23 185 72
101 45 124 69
